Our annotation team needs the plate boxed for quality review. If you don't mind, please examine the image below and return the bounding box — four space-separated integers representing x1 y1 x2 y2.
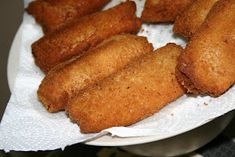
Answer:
6 28 234 156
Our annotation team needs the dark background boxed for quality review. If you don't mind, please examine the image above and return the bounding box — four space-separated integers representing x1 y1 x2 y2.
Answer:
0 0 24 119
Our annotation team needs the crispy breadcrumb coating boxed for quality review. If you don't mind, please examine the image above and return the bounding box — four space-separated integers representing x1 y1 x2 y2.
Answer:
32 1 141 73
174 0 218 39
67 43 184 133
141 0 194 23
26 0 111 33
38 34 153 112
176 0 235 96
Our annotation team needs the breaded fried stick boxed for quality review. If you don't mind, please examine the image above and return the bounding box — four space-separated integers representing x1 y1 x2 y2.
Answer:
38 34 153 112
26 0 111 34
141 0 194 23
67 43 185 133
176 0 235 96
174 0 218 39
32 1 141 73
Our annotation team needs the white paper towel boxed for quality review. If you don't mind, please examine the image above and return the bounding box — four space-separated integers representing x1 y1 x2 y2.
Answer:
0 0 234 152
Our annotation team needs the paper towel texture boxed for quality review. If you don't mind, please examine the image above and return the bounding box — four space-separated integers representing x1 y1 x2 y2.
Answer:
0 0 234 151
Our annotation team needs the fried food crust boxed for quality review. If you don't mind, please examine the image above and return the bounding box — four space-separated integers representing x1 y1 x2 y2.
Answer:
176 0 235 96
32 1 141 73
173 0 218 39
26 0 111 34
141 0 194 23
67 43 185 133
38 34 153 112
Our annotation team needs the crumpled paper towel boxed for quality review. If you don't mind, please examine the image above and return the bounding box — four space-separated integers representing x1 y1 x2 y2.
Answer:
0 0 235 152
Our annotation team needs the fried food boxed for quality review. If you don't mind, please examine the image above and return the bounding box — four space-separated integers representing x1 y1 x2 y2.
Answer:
32 1 141 73
26 0 111 34
176 0 235 96
173 0 218 39
141 0 194 23
38 34 153 112
67 43 185 133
